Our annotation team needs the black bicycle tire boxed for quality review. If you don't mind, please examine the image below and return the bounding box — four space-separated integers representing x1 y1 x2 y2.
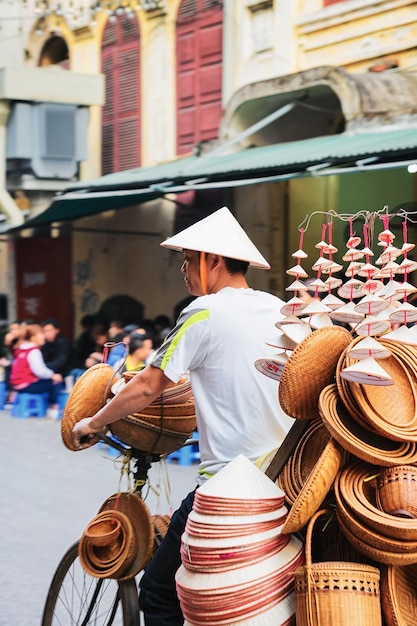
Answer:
41 540 140 626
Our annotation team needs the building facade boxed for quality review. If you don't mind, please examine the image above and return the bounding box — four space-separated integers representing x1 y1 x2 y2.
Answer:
0 0 416 336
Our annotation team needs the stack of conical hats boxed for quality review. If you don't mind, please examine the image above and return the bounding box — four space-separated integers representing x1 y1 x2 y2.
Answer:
176 455 304 625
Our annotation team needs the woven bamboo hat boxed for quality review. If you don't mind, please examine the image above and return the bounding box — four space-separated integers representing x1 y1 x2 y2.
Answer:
79 509 137 579
61 363 116 451
160 206 270 270
278 326 352 420
98 492 154 580
280 420 346 534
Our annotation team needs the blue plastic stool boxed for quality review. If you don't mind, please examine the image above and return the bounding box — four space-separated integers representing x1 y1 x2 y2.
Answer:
167 431 200 466
0 381 7 410
57 391 69 420
11 392 49 418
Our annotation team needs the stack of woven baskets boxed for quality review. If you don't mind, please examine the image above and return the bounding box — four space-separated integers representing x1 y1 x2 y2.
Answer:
110 374 197 454
271 326 417 626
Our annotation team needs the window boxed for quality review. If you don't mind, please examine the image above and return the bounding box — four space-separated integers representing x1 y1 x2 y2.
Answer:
101 15 141 174
176 0 223 155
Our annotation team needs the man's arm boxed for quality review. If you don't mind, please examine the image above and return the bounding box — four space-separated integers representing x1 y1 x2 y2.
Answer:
72 364 171 449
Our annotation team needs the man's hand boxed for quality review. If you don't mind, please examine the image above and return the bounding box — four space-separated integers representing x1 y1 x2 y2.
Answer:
72 417 106 450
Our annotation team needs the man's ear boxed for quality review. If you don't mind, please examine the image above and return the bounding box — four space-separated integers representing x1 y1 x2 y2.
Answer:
207 254 222 270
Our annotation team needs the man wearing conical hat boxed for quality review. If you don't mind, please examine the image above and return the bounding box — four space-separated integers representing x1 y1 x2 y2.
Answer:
72 206 294 625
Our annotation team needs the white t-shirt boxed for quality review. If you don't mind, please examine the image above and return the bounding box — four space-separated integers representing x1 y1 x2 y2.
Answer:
152 287 294 481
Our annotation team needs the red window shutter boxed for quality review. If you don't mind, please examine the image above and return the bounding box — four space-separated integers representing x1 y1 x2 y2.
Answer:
176 0 223 155
100 15 141 174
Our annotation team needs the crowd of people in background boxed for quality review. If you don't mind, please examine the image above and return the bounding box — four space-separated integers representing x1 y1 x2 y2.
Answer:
0 312 173 418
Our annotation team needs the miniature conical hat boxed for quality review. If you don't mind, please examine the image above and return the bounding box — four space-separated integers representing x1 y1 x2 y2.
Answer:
342 249 364 262
339 357 394 385
306 278 328 293
347 336 392 360
330 301 364 323
323 276 343 290
390 302 417 324
299 299 331 316
275 315 304 328
397 260 417 274
302 313 333 329
160 207 270 269
361 279 384 295
321 293 345 310
285 280 306 292
378 325 416 345
279 297 307 317
322 262 344 275
198 454 285 501
311 257 333 271
266 334 297 351
254 356 288 381
354 294 389 315
394 281 417 295
286 264 308 278
337 279 364 300
354 315 391 337
375 279 405 301
281 321 311 343
291 248 308 259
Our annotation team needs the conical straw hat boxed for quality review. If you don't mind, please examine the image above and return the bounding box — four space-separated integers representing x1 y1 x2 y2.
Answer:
160 207 270 269
278 326 352 420
339 356 393 385
198 454 285 501
330 301 365 324
354 294 389 315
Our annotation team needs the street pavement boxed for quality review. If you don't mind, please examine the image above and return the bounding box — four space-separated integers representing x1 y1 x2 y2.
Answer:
0 408 198 626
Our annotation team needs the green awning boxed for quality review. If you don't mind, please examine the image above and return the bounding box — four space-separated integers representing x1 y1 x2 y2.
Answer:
7 127 417 231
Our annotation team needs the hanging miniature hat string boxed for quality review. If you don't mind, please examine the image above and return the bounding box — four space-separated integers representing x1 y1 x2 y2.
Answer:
200 251 208 295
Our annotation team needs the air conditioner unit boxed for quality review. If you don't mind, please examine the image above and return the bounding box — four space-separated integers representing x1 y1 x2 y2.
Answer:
7 102 88 179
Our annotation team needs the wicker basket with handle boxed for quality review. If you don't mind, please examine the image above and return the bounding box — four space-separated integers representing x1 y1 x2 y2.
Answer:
294 509 382 626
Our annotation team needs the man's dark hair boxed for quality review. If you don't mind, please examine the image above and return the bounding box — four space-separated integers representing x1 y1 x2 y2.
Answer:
129 333 151 354
223 257 249 275
41 317 60 329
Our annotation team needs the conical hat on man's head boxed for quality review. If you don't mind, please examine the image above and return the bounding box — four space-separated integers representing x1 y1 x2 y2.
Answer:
160 206 270 270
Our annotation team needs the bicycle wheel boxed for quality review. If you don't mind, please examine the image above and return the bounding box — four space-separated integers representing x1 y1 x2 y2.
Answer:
41 540 140 626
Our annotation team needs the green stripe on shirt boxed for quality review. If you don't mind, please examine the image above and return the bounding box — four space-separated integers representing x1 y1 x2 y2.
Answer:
160 309 209 371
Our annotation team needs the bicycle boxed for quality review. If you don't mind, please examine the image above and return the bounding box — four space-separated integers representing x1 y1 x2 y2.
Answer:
41 433 194 626
41 414 303 626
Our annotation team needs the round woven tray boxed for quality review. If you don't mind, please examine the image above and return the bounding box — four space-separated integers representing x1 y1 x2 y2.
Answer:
334 476 417 565
110 415 193 454
61 364 116 451
318 384 417 466
279 326 352 420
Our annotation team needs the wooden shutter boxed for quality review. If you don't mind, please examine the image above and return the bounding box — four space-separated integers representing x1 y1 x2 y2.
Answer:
176 0 223 155
101 15 141 174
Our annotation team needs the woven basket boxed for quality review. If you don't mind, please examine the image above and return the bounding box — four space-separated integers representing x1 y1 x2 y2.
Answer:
110 414 193 454
376 465 417 518
294 509 382 626
279 326 352 420
61 363 116 451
